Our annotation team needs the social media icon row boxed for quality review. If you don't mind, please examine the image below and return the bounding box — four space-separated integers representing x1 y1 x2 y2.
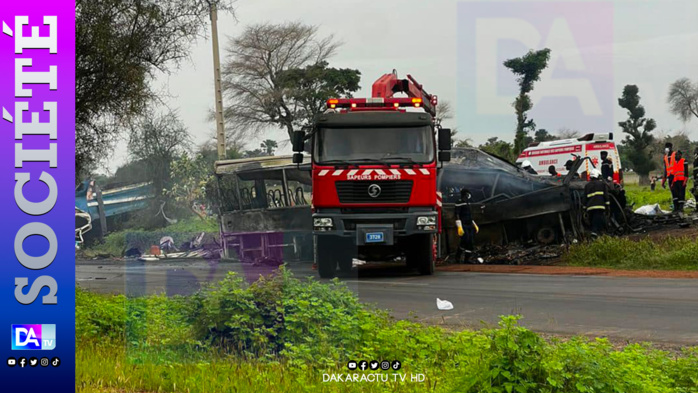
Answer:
347 360 400 371
7 357 59 368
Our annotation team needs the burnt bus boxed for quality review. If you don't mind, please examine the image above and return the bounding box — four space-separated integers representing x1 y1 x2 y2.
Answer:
213 156 313 263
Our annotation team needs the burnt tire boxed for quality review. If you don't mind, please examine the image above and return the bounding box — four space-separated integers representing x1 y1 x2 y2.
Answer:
316 236 337 279
406 234 435 275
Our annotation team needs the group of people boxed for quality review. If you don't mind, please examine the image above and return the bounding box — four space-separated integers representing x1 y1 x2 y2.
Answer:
582 150 618 236
661 143 693 213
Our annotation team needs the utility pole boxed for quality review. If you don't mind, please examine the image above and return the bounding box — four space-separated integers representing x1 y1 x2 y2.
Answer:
210 2 226 159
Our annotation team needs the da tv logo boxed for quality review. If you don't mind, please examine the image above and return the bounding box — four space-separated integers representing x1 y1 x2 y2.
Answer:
11 325 56 350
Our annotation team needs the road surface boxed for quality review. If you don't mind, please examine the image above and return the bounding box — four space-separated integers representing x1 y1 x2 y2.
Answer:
77 259 698 345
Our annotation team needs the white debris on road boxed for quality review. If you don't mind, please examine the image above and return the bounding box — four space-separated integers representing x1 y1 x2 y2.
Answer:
436 298 453 311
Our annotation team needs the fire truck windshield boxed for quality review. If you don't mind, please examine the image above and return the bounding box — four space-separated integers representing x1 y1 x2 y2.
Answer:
314 126 434 165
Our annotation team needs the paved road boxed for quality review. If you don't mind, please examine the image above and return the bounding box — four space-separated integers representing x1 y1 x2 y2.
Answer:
77 259 698 345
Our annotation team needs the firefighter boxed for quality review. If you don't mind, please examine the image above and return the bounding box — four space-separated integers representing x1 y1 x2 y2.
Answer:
600 151 614 182
662 142 676 190
671 150 688 212
584 169 609 237
521 160 538 175
455 188 479 264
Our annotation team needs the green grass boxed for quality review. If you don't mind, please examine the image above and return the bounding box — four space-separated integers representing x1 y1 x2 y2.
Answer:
624 184 676 210
563 236 698 270
76 268 698 393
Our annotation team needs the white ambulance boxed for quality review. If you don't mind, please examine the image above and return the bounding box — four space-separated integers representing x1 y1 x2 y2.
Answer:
516 133 623 183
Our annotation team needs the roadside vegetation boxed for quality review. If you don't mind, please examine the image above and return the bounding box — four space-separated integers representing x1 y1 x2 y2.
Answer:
624 183 683 211
77 268 698 393
563 236 698 271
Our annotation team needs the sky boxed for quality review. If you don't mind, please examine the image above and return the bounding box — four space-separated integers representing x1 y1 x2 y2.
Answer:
103 0 698 174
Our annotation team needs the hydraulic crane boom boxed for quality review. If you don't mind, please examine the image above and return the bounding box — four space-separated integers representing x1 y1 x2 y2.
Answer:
371 70 438 116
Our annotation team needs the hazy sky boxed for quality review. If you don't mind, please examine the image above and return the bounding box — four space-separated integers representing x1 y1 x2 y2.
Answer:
104 0 698 173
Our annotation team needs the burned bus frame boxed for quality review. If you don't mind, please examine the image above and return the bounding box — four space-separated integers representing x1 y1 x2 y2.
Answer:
214 156 313 263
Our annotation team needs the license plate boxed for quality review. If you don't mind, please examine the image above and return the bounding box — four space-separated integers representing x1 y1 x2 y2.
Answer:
366 232 384 243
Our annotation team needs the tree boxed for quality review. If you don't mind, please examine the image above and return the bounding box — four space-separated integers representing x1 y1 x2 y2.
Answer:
479 137 516 163
166 153 214 219
436 100 467 145
534 129 556 142
128 110 192 194
75 0 235 182
221 22 361 141
618 85 657 185
556 127 581 139
260 139 278 156
503 48 552 155
667 78 698 122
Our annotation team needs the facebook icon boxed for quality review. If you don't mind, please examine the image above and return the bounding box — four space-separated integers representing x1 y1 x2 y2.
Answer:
11 324 56 350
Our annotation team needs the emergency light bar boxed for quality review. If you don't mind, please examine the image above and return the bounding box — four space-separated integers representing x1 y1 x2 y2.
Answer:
327 97 436 111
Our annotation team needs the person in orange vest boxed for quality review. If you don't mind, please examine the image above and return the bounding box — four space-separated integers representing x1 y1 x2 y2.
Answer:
662 142 676 190
671 150 689 212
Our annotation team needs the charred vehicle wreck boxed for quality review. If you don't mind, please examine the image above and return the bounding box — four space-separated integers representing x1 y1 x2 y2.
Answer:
213 149 628 264
213 156 314 263
438 148 629 258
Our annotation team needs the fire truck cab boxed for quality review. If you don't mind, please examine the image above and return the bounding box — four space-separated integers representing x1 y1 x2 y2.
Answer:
516 133 623 183
291 72 452 278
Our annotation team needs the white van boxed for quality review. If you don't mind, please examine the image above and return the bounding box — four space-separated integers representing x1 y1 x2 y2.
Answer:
516 133 623 183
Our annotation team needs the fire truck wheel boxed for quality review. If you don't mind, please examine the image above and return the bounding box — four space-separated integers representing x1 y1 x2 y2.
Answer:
316 237 337 279
407 234 434 275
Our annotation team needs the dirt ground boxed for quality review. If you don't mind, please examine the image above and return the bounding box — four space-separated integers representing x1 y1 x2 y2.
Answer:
438 264 698 279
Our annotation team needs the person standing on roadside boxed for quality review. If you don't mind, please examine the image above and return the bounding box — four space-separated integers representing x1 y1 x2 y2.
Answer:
671 150 688 213
455 188 479 264
662 142 676 191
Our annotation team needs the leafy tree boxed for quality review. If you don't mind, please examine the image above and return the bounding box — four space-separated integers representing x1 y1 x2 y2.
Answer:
166 153 214 219
618 85 656 185
667 78 698 122
75 0 235 182
503 48 552 155
127 110 192 194
455 139 473 148
534 129 556 142
479 137 515 163
221 22 361 141
260 139 278 156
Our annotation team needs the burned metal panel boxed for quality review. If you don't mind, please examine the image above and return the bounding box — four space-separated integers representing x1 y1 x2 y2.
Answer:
221 206 311 233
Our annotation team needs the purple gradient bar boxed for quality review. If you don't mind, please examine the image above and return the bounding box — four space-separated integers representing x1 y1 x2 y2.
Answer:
0 1 75 390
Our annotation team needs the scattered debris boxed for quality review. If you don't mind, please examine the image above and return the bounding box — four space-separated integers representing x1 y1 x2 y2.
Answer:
634 204 670 216
436 298 453 310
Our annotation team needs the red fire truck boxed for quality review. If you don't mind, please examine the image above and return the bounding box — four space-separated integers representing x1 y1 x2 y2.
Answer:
291 71 452 278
